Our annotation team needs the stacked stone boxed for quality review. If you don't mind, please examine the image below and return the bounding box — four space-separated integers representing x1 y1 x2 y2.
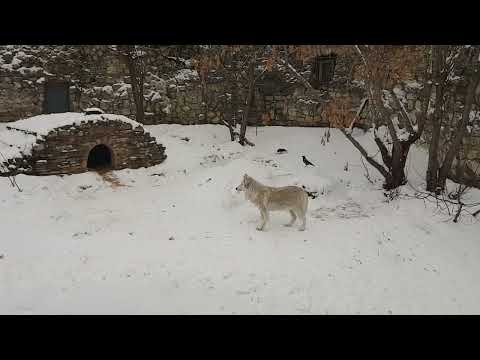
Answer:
1 119 166 176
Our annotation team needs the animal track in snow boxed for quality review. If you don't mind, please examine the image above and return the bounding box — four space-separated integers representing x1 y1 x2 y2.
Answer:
311 200 369 220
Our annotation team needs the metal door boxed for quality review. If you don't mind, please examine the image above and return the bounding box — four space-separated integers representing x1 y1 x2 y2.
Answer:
44 81 70 113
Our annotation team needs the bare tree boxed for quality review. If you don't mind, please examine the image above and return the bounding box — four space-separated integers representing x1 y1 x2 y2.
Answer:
319 46 432 190
263 45 435 190
194 46 241 143
108 45 177 124
117 45 147 123
425 46 480 193
194 45 276 146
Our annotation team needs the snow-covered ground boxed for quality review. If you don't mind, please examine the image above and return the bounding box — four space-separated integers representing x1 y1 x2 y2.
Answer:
1 124 480 314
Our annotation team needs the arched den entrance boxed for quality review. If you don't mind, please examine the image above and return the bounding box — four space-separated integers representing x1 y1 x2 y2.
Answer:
87 144 112 170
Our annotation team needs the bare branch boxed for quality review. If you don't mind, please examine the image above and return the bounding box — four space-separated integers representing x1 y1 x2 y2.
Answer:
276 58 314 90
374 135 393 170
348 97 368 131
354 45 368 68
340 128 390 179
391 90 415 134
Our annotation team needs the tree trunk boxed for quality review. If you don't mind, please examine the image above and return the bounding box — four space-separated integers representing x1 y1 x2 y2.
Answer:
426 47 445 194
384 141 411 190
228 124 236 141
437 67 480 190
410 77 433 143
134 81 145 124
131 71 145 123
239 55 256 146
222 119 236 141
124 50 145 124
225 72 239 142
425 88 443 193
371 86 412 190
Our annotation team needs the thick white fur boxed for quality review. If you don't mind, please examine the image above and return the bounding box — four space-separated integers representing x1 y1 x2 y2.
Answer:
236 174 308 231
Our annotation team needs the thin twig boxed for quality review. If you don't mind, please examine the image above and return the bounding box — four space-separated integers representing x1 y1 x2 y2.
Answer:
0 150 22 192
360 156 375 185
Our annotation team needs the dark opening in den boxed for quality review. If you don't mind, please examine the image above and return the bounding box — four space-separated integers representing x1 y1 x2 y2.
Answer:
87 144 112 170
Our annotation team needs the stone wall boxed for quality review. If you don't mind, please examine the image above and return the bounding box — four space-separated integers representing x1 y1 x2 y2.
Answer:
1 45 475 139
1 45 476 132
0 46 123 121
0 45 184 123
0 45 369 128
3 120 166 176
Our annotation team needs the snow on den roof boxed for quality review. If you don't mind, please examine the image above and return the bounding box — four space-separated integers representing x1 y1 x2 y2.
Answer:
0 113 143 164
0 128 38 161
7 112 142 137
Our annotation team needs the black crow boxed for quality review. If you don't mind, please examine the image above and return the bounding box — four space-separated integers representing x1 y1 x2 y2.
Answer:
302 156 315 167
277 148 288 154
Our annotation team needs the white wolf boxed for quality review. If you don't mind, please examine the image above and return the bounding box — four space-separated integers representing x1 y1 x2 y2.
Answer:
236 174 308 231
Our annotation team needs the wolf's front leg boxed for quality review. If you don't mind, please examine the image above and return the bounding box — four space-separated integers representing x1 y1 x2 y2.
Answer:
257 206 269 231
284 210 297 227
298 214 306 231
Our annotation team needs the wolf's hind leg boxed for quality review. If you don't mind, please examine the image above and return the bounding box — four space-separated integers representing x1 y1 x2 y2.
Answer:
292 207 306 231
284 210 297 227
298 195 308 231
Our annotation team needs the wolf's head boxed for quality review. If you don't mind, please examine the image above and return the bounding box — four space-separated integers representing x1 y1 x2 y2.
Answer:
236 174 252 192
